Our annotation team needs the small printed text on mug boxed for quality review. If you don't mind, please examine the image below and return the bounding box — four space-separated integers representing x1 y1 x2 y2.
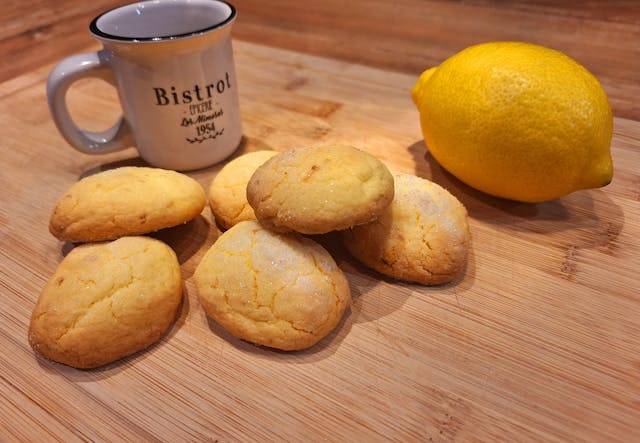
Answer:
152 72 232 144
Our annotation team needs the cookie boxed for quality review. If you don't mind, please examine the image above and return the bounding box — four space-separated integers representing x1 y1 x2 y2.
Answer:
343 173 469 285
246 144 394 234
29 236 182 369
194 220 351 350
209 150 279 230
50 166 206 242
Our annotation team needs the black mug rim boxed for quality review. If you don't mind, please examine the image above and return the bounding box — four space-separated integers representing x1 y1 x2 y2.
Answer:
89 0 237 43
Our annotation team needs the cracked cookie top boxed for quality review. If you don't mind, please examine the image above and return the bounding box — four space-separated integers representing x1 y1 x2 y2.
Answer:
194 221 351 350
246 145 394 234
28 236 182 369
343 173 470 285
208 150 279 230
49 166 206 242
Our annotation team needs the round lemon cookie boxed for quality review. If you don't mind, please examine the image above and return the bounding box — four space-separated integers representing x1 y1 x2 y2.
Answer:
194 220 351 350
50 166 206 242
209 150 279 230
246 145 394 234
343 173 470 285
29 236 182 369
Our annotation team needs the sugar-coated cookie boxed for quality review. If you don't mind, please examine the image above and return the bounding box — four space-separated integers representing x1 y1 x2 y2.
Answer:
246 145 394 234
194 221 351 350
29 236 182 369
50 167 206 242
343 173 469 285
209 150 279 230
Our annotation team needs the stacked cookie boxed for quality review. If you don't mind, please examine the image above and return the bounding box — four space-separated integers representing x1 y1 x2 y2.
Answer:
196 144 470 351
30 167 206 368
196 145 394 351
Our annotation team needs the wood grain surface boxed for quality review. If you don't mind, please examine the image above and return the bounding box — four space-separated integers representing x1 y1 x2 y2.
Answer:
1 1 639 119
1 1 639 442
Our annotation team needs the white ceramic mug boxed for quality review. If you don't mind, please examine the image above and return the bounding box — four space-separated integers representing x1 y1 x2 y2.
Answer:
47 0 242 170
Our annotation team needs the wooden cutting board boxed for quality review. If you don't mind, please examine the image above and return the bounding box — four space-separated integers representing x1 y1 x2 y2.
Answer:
1 40 639 442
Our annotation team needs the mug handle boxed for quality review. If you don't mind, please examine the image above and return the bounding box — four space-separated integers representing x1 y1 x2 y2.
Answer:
46 50 134 154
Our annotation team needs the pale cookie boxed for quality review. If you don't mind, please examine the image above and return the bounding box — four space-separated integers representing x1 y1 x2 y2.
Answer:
343 173 470 285
194 220 351 350
29 236 182 369
246 144 394 234
209 150 279 230
50 166 206 242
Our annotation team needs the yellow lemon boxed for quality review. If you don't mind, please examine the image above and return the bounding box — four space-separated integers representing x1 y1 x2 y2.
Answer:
412 41 613 202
